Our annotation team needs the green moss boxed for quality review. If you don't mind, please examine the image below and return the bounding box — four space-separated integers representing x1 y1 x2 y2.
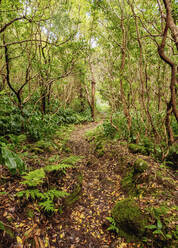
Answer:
112 198 147 241
121 169 135 194
96 148 105 157
64 184 82 206
95 141 105 157
26 208 35 218
64 173 83 206
128 144 148 155
121 159 148 195
134 159 148 173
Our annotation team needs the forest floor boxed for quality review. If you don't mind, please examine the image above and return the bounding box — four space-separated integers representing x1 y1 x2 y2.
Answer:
47 121 137 248
58 121 124 248
0 121 177 248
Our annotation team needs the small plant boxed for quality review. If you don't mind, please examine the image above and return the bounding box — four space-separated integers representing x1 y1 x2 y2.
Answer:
106 217 119 233
0 221 14 238
145 219 173 241
21 168 45 186
44 163 72 174
146 219 165 237
18 188 69 212
17 163 72 212
8 134 27 146
60 155 82 165
103 120 117 138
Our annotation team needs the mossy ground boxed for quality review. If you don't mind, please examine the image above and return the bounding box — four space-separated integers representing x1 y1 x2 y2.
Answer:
112 198 147 241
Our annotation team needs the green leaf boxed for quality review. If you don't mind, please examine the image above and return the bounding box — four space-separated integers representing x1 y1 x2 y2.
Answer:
106 217 114 223
145 225 157 230
157 219 162 229
166 234 172 239
153 229 164 236
0 145 25 174
0 192 7 196
43 189 69 200
61 155 82 165
0 221 5 231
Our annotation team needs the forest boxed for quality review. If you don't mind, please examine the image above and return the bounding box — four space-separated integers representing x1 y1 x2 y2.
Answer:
0 0 177 247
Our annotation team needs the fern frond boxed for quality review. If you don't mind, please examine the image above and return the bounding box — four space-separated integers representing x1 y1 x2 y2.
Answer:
44 163 72 172
22 168 45 186
39 200 55 212
43 189 69 200
61 155 82 165
16 189 43 199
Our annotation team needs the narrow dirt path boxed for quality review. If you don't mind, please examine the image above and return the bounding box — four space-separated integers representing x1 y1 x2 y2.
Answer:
57 122 123 248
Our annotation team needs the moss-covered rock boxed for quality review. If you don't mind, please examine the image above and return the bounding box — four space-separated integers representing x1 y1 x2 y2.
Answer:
121 170 135 194
95 141 105 157
111 198 147 241
121 159 148 195
134 158 148 173
64 184 82 206
96 148 105 157
128 144 148 155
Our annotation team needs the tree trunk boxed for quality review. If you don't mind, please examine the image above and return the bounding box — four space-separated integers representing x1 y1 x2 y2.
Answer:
162 0 178 50
158 13 177 144
91 80 96 120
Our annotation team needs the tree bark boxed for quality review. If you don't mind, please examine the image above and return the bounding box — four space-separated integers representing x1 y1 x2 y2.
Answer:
118 2 132 133
162 0 178 50
158 13 177 144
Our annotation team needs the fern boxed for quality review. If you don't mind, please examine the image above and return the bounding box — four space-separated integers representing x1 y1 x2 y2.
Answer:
39 190 69 212
17 163 70 212
106 217 119 233
44 163 72 172
17 188 68 201
17 189 43 199
39 200 55 212
22 168 45 186
42 189 69 200
61 155 82 165
8 134 27 145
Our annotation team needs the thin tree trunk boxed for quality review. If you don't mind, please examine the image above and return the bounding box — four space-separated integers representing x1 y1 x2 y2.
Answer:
89 59 96 121
119 3 132 133
158 12 177 144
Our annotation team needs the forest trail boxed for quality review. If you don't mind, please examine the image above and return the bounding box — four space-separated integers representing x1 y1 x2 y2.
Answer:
57 122 124 248
69 121 103 155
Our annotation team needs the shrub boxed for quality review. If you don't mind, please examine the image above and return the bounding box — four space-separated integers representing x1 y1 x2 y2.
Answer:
103 120 117 138
0 95 92 141
0 96 22 136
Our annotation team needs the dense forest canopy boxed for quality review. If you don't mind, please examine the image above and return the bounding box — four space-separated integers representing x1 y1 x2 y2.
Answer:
0 0 177 247
0 0 177 144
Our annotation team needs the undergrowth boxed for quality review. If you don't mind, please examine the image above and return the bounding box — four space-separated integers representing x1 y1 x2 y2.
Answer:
0 95 92 141
16 154 82 213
